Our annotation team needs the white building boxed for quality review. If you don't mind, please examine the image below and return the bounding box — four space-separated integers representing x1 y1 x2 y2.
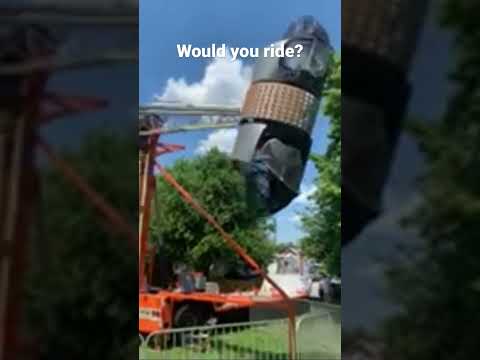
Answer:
261 247 312 298
270 247 307 275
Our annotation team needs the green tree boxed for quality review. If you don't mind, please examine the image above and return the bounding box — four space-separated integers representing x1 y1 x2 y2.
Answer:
152 148 276 272
275 242 297 253
384 2 480 359
300 56 341 276
28 132 137 360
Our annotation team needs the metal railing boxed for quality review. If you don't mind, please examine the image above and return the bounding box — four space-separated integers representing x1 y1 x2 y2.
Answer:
296 310 341 359
139 306 341 360
140 319 289 360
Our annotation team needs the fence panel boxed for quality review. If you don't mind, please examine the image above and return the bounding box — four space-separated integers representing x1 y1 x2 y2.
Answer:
296 306 341 360
139 302 341 360
140 319 289 360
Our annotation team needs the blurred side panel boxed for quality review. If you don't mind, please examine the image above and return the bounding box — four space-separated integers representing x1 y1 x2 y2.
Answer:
341 0 429 246
0 2 138 360
342 0 480 359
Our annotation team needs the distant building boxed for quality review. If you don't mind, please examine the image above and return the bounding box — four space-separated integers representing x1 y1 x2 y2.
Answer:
261 246 312 298
272 246 306 275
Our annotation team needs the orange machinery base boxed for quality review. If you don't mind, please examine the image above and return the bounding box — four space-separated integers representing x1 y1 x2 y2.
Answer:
139 290 297 333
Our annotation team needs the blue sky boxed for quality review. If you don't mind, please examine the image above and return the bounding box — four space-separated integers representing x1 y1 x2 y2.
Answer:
140 0 340 243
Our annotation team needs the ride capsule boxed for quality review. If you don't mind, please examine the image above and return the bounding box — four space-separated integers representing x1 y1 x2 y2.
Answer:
231 16 333 214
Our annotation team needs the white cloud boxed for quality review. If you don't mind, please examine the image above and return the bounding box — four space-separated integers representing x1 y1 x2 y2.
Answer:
155 55 252 106
195 128 238 155
154 54 251 155
293 183 317 205
289 213 303 226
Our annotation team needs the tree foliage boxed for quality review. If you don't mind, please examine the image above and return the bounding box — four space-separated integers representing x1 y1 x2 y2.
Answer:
300 56 341 276
152 148 276 273
28 132 137 360
384 2 480 358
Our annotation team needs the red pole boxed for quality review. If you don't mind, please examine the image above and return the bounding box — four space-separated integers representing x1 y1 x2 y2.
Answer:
138 134 159 291
0 73 46 360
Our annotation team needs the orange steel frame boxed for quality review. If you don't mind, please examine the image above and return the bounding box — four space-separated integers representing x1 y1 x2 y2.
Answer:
138 126 298 358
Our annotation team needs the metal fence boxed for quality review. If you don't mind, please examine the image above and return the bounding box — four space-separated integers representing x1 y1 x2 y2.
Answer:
139 306 341 360
296 308 341 359
140 319 289 360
